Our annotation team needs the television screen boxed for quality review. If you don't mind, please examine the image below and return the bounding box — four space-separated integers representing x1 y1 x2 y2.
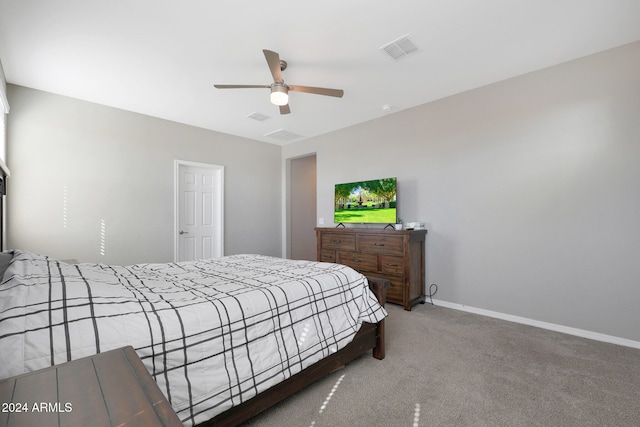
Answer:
334 177 397 224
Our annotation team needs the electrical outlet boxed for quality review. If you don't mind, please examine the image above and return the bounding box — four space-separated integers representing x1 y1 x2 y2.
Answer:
318 217 325 225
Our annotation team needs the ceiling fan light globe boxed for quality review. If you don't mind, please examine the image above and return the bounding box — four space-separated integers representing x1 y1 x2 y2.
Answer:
270 92 288 106
270 85 289 106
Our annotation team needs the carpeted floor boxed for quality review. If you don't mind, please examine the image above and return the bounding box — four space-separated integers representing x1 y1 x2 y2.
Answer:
242 303 640 426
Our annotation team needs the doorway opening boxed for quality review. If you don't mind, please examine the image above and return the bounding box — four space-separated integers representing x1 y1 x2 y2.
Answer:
288 154 317 260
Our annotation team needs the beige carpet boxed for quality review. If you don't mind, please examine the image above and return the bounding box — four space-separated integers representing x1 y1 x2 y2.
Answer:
242 303 640 426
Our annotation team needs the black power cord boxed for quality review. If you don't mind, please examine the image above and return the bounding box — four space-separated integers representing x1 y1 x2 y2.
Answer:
425 283 438 305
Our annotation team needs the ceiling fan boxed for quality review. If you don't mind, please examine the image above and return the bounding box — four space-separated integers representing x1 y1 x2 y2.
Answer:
214 49 344 115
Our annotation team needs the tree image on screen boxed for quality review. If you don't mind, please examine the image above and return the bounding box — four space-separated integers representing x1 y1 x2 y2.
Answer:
334 178 397 223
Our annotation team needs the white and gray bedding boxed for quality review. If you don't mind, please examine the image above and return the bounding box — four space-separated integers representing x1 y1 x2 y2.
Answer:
0 250 387 426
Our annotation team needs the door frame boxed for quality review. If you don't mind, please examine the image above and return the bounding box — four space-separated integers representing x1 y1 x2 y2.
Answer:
174 159 225 262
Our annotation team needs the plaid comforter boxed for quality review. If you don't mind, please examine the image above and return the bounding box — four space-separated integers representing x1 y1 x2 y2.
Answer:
0 250 387 426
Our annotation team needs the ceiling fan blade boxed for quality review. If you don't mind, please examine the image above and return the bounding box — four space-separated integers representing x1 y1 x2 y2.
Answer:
279 104 291 115
263 49 283 83
288 85 344 98
214 84 270 89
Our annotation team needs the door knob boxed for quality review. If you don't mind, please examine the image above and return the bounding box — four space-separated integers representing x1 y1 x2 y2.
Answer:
179 230 189 235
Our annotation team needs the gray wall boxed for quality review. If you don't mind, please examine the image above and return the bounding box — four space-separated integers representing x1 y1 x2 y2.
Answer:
283 42 640 342
6 85 282 264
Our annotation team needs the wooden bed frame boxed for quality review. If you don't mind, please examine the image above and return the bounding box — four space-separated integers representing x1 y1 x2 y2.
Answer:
199 276 389 427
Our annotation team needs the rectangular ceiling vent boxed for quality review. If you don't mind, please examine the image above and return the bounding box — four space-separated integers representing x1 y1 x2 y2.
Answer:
264 128 304 142
379 34 421 60
247 111 271 121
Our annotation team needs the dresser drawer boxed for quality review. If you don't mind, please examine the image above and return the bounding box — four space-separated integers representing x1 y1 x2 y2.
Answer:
319 249 336 263
380 255 404 275
381 275 404 304
321 234 356 251
357 235 404 255
337 251 378 272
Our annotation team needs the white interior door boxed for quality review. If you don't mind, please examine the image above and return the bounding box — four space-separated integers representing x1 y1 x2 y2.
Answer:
175 161 224 262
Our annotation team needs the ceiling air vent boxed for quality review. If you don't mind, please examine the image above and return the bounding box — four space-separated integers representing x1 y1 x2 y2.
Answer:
247 111 271 122
379 34 421 60
264 129 304 142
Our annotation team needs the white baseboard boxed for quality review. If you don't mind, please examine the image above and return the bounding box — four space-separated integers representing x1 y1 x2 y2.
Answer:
431 299 640 350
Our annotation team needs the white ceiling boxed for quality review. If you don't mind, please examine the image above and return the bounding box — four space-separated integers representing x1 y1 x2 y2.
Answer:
1 0 639 145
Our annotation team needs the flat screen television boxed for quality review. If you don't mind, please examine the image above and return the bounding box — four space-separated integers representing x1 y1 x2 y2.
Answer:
334 177 397 224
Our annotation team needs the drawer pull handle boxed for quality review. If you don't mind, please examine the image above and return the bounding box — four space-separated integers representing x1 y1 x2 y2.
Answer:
332 240 341 243
354 259 362 263
386 263 399 267
374 243 385 246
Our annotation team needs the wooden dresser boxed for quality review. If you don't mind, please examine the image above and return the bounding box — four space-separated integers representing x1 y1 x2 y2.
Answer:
316 227 427 310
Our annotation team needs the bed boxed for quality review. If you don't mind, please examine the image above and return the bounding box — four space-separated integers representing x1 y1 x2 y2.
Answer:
0 250 388 426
